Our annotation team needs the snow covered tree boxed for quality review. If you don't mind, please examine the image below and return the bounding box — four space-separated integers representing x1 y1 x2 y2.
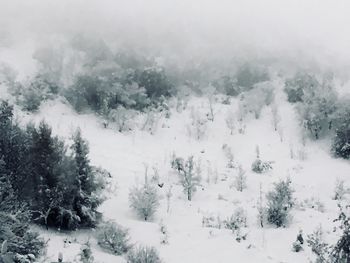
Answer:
332 97 350 159
284 72 319 103
234 165 247 192
271 103 281 132
129 176 160 221
70 128 104 227
137 67 174 99
173 156 201 201
307 225 330 263
225 109 236 135
0 161 45 261
266 178 293 227
330 205 350 262
297 85 337 140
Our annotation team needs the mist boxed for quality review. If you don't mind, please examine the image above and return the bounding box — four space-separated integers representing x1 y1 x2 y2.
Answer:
1 0 350 77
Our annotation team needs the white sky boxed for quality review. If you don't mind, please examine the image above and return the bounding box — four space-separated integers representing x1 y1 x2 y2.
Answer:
1 0 350 73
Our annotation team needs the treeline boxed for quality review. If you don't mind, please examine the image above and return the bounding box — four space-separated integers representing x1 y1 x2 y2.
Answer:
284 72 350 159
0 100 107 260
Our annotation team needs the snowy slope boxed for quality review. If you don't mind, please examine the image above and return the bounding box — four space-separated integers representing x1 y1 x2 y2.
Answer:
15 87 350 263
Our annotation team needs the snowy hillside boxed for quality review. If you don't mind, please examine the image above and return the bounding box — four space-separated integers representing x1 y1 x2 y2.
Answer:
15 90 348 263
2 1 350 263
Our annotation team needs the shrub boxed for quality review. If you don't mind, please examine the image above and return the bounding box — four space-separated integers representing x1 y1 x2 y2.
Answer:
96 221 132 255
79 241 94 263
307 226 330 263
251 159 272 173
333 179 346 200
266 178 293 227
126 246 162 263
129 179 159 221
16 74 59 112
223 208 247 231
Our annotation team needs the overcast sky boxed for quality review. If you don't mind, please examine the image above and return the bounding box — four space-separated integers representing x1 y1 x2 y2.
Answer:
1 0 350 75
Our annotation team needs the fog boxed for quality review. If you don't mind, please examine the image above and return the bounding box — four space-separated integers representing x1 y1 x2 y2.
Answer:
1 0 350 76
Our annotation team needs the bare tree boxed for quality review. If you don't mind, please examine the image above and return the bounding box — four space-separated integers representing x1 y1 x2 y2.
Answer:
234 165 247 192
271 103 281 131
225 109 236 135
172 156 201 201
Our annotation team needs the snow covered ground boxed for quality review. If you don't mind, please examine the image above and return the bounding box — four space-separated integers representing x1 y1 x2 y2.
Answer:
16 89 350 263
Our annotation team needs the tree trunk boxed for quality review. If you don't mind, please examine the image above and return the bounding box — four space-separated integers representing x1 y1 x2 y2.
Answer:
187 188 192 201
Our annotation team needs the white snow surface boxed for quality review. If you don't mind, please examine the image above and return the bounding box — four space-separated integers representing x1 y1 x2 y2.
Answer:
14 91 350 263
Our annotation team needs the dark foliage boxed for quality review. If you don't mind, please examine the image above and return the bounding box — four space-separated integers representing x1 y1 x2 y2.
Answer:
0 100 106 230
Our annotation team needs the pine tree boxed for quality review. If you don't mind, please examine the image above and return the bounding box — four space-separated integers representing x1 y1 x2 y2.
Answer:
266 178 293 227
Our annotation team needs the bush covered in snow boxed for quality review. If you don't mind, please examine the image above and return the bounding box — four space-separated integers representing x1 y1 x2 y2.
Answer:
307 226 330 263
11 74 59 112
126 246 162 263
129 178 160 221
266 178 293 227
96 221 132 255
251 159 273 173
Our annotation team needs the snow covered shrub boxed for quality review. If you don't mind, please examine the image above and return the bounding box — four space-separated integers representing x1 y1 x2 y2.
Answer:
172 156 201 201
251 159 272 173
233 165 247 192
329 205 350 262
307 226 330 263
202 214 222 229
126 246 162 263
223 208 247 231
129 178 159 221
96 221 131 255
15 74 59 112
78 241 94 263
333 179 347 200
266 178 294 227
